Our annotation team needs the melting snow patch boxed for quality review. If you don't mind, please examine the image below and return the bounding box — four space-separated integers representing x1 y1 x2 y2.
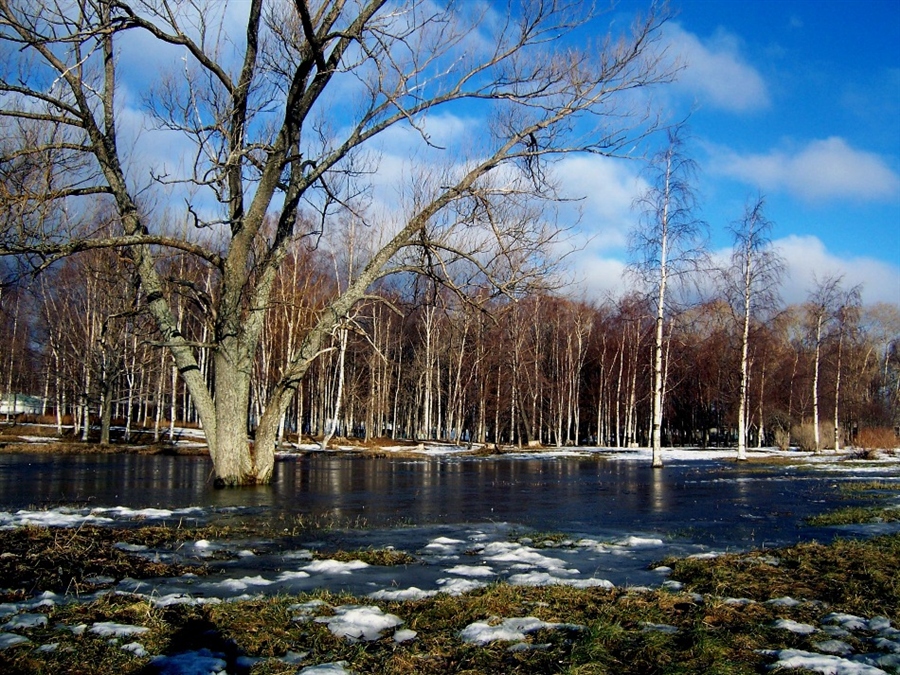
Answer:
723 598 757 606
823 613 871 632
767 596 803 608
289 599 326 621
3 613 48 630
315 605 403 642
0 632 30 649
121 642 148 657
297 662 353 674
89 622 150 638
813 639 854 656
615 536 665 548
211 575 273 592
507 571 613 589
445 565 496 577
394 629 417 643
436 578 487 595
151 594 223 608
641 622 679 634
114 542 148 552
773 619 819 635
481 542 570 571
459 616 584 645
759 648 889 674
368 587 437 601
303 559 369 575
422 537 466 556
0 508 114 528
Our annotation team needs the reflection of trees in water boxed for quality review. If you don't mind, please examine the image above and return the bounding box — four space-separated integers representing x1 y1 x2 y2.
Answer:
1 455 894 550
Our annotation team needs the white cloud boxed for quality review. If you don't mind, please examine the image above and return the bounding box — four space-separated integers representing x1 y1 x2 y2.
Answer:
551 155 647 297
567 255 632 300
712 137 900 202
663 23 769 112
555 155 646 248
774 234 900 306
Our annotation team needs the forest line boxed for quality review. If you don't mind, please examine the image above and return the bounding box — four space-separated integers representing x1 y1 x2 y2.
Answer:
2 240 897 454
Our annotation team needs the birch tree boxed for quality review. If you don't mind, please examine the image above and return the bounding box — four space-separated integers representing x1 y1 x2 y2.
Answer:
806 275 844 452
629 127 706 467
830 285 861 451
0 0 671 485
724 196 783 460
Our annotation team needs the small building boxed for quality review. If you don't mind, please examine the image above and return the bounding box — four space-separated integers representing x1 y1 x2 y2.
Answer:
0 394 44 416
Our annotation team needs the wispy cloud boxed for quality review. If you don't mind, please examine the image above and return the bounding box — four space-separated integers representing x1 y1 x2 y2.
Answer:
711 137 900 202
663 23 770 112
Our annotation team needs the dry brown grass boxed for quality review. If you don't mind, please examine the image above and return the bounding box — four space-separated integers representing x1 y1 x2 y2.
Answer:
856 426 900 450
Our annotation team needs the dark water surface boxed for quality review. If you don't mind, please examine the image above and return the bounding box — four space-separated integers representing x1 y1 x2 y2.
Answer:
1 452 897 549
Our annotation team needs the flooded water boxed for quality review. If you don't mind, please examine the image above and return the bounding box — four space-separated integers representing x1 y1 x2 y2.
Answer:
1 451 896 549
2 450 899 596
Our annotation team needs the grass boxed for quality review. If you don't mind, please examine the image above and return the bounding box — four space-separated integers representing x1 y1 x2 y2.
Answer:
1 525 898 674
840 480 900 494
805 505 900 526
314 547 419 566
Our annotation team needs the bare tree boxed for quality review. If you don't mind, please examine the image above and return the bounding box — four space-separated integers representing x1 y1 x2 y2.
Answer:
629 127 706 467
0 0 672 485
805 274 846 452
724 196 783 460
830 285 861 451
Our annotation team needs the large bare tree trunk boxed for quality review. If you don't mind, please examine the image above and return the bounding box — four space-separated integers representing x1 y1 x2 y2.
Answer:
0 0 672 485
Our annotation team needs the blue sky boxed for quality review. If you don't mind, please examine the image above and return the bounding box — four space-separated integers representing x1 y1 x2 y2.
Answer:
563 0 900 306
107 0 899 307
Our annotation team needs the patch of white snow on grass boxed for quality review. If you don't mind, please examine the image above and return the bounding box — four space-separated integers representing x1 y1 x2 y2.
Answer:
459 617 584 645
394 629 417 643
436 578 487 595
3 613 48 630
823 613 871 632
813 640 854 656
368 587 437 601
121 642 148 657
297 662 353 675
289 599 326 621
773 619 819 634
0 632 30 649
211 575 273 592
760 648 889 674
315 605 403 642
507 571 614 589
89 622 150 638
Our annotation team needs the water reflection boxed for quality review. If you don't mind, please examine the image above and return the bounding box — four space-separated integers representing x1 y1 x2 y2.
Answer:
0 452 895 549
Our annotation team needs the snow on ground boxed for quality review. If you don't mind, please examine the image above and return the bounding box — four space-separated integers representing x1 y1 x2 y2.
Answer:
459 616 585 646
0 505 206 529
2 446 899 672
314 605 403 642
1 520 900 674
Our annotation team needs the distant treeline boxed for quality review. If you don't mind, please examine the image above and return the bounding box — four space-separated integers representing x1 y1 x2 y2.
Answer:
1 246 898 450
